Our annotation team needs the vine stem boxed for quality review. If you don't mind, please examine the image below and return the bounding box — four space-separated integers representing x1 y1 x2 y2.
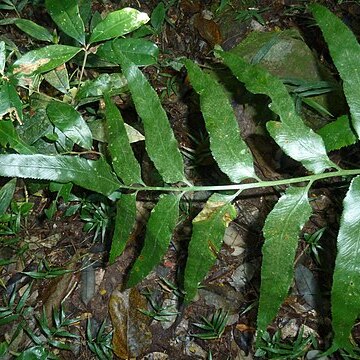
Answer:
116 169 360 193
77 47 89 90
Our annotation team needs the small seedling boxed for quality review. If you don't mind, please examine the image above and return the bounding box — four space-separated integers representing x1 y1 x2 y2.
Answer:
303 227 326 265
139 288 180 322
21 258 73 279
235 7 269 26
191 309 229 340
255 327 316 359
86 318 113 360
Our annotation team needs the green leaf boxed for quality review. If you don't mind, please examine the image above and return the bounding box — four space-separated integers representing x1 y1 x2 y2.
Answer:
0 82 23 123
109 193 137 264
76 73 127 100
104 93 142 185
184 59 256 182
266 120 334 174
0 178 16 215
97 38 159 66
127 194 180 287
43 65 70 94
0 41 6 75
317 115 357 152
151 2 166 32
329 175 360 352
0 154 120 196
217 49 335 174
11 45 81 76
311 4 360 139
0 120 35 154
46 100 93 149
16 346 49 360
119 53 186 183
14 19 53 42
257 186 312 339
89 7 150 44
184 194 236 302
45 0 85 45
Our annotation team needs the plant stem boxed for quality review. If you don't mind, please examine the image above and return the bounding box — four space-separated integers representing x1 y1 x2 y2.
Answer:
118 168 360 193
78 48 89 91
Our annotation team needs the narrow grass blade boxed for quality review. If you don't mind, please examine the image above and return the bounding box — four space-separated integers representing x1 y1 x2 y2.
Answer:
330 175 360 352
119 53 186 183
257 186 311 341
104 93 143 185
109 193 137 264
311 4 360 139
218 49 335 173
126 194 180 287
184 59 256 182
0 178 16 215
45 0 85 45
0 154 120 196
184 194 236 302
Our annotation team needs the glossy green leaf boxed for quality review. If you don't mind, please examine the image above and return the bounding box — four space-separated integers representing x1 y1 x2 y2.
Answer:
0 178 16 215
45 0 85 45
19 109 52 145
329 175 360 352
43 65 70 94
97 38 159 66
185 59 256 182
311 4 360 139
109 193 137 264
14 19 53 42
184 194 236 302
0 41 5 75
257 186 311 339
151 2 166 32
11 45 81 76
46 101 93 149
17 346 49 360
317 115 357 152
104 93 143 185
218 49 335 174
119 53 186 183
0 154 120 196
127 194 180 287
0 82 23 123
89 7 150 44
76 73 127 100
0 120 35 154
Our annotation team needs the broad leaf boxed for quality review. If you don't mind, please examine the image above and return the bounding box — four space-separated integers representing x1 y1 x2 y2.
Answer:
317 115 357 152
76 73 127 100
47 101 93 149
0 120 35 154
0 178 16 215
45 0 85 45
257 186 311 339
0 154 120 196
330 175 360 352
109 193 137 264
127 194 180 288
311 5 360 139
104 93 143 185
184 194 236 302
185 59 256 182
43 65 70 94
0 41 5 75
97 38 159 66
218 49 335 174
119 53 186 183
11 45 81 76
89 8 149 44
0 82 23 122
14 19 53 42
